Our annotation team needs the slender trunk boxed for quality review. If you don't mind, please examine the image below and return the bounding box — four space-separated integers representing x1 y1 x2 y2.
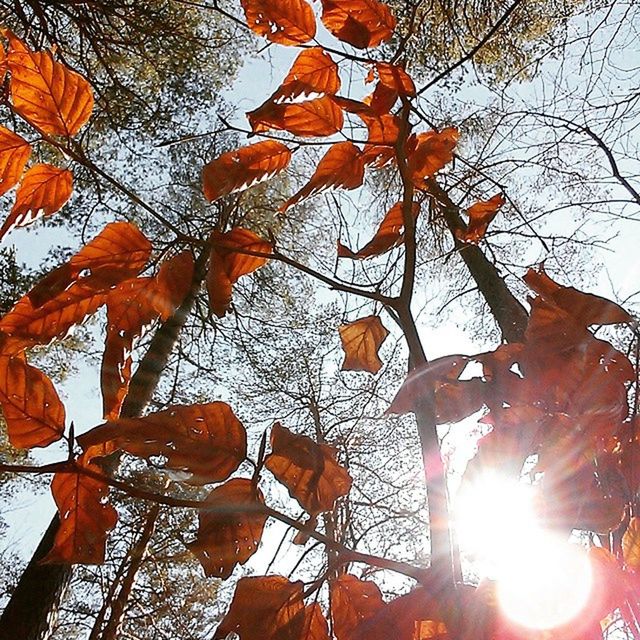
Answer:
0 249 207 640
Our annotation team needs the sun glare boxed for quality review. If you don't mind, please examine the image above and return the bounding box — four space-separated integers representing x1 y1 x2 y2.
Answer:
454 473 593 630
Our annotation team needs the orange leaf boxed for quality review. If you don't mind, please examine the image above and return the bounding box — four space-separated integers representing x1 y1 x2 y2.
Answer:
44 458 117 564
273 47 341 101
376 63 415 96
0 354 65 448
265 422 352 515
282 142 364 211
338 201 420 259
320 0 396 49
623 517 640 570
207 227 271 318
248 96 344 137
407 128 458 187
214 576 305 640
240 0 316 46
275 603 330 640
0 164 72 240
364 82 398 115
456 193 505 243
203 140 292 202
78 402 247 484
0 125 31 196
331 575 384 640
361 113 401 166
6 32 94 136
339 315 389 373
188 478 267 579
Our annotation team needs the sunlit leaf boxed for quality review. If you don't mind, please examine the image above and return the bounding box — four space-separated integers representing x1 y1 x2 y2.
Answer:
240 0 316 46
623 517 640 570
265 422 352 515
331 575 384 640
78 402 247 484
272 47 341 101
338 201 420 259
339 315 389 373
0 353 65 448
43 457 118 564
203 140 292 202
376 63 415 96
0 164 72 240
320 0 396 49
282 142 364 211
364 82 398 115
188 478 267 579
6 31 94 136
407 128 458 187
456 193 505 244
0 125 31 196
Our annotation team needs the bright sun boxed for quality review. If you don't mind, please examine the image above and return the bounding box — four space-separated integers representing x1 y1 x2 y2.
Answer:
454 473 593 630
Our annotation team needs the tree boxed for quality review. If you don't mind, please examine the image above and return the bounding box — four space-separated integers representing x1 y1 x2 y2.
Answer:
0 1 639 639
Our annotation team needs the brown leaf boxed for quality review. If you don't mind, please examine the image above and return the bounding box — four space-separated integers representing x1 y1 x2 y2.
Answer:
203 140 292 202
331 575 384 640
364 82 398 115
0 164 72 240
339 315 389 373
376 63 415 96
6 31 93 136
241 0 316 46
78 402 247 484
338 201 420 259
456 193 505 244
623 517 640 570
282 142 364 211
248 96 344 137
0 125 31 197
44 458 118 564
214 576 305 640
320 0 396 49
274 603 330 640
407 128 459 187
272 47 341 101
265 422 352 515
0 353 65 448
207 227 271 318
188 478 268 579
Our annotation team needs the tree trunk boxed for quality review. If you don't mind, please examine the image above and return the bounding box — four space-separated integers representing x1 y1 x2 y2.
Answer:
0 249 207 640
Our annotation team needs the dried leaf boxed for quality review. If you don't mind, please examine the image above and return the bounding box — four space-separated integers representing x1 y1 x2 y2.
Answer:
214 576 305 640
248 96 344 137
623 517 640 570
274 603 330 640
0 164 72 240
265 422 352 515
407 128 459 187
241 0 316 45
320 0 396 49
0 125 31 196
376 63 415 96
339 315 389 373
361 113 401 166
273 47 341 101
7 31 93 136
331 575 384 640
207 227 271 318
282 142 364 211
456 193 505 243
364 82 398 115
338 201 420 259
78 402 247 484
203 140 292 202
188 478 268 579
44 458 117 564
0 354 65 448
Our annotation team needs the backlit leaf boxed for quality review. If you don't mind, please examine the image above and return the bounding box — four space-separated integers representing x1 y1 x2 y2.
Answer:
265 422 352 515
456 193 505 243
331 575 384 640
338 201 420 259
0 125 31 196
0 164 72 240
376 63 415 96
407 128 458 187
214 576 304 640
0 353 65 448
207 228 271 318
44 458 118 564
282 142 364 211
364 82 398 115
623 517 640 570
339 315 389 373
248 96 344 137
78 402 247 485
7 31 94 136
273 47 341 101
188 478 267 579
361 113 401 166
203 140 292 202
240 0 316 46
275 603 330 640
320 0 396 49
